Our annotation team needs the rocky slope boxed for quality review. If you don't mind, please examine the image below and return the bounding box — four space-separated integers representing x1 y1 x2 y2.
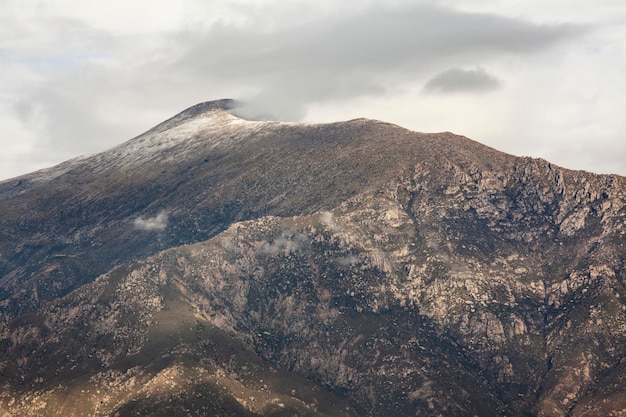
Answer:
0 100 625 416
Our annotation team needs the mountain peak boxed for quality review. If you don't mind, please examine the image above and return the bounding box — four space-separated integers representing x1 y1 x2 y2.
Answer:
177 98 240 117
145 98 244 135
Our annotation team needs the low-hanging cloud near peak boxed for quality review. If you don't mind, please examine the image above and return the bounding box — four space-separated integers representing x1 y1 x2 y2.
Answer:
172 3 581 120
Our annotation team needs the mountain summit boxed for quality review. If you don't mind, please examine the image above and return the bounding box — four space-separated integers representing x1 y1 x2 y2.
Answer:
1 100 625 416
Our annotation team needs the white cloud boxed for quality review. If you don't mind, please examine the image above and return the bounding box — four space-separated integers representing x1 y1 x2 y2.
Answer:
261 230 309 256
319 211 335 226
134 212 168 231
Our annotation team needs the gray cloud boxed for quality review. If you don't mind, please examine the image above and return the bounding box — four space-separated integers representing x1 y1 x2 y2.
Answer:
423 67 501 93
134 212 168 231
178 5 580 72
169 4 580 119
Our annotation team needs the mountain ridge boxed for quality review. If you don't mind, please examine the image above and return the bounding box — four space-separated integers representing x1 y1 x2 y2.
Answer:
1 100 625 416
0 101 526 321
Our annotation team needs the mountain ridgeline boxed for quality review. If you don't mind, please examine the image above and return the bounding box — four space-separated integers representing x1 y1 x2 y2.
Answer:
0 100 625 417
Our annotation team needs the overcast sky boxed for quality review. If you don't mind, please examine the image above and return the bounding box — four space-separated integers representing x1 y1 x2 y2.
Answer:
2 0 625 180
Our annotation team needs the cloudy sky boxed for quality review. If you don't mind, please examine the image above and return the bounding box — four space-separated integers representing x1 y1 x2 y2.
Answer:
2 0 625 180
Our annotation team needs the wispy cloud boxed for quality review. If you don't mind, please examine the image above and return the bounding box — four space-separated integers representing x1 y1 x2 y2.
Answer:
319 211 340 231
134 212 168 231
335 255 360 267
261 230 309 256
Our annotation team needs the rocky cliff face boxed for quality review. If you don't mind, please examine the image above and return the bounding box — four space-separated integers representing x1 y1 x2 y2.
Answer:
0 100 625 416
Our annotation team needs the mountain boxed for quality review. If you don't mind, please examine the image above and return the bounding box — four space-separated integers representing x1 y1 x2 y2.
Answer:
1 99 625 416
